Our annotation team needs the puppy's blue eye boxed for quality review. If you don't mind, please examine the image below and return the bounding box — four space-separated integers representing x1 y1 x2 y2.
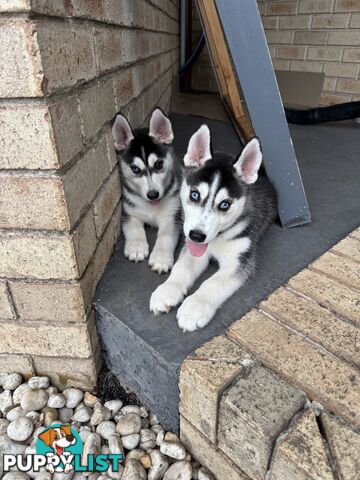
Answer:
219 200 231 211
131 165 140 174
190 190 200 202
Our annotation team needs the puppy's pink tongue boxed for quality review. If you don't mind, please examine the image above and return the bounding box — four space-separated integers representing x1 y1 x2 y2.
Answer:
188 239 208 257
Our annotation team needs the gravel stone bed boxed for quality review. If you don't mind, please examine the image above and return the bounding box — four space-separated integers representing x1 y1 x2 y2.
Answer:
0 373 215 480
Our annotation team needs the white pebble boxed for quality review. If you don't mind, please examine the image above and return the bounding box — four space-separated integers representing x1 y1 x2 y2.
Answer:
198 467 215 480
122 459 146 480
2 373 22 390
42 407 59 426
160 441 187 460
121 405 140 415
21 389 48 412
104 399 123 416
72 406 92 423
152 424 163 434
121 433 140 450
13 383 31 405
0 390 14 415
0 372 8 387
156 429 165 446
84 391 98 408
82 432 101 462
3 473 30 480
108 434 124 455
116 413 142 436
47 393 66 409
28 376 49 389
149 449 170 480
149 411 160 426
140 428 156 450
79 425 92 443
25 411 41 424
101 444 110 455
6 406 25 422
32 472 52 480
7 416 34 441
163 460 192 480
46 386 58 396
164 432 180 443
59 407 74 423
0 418 10 434
139 406 148 418
96 421 116 440
63 388 84 409
90 404 111 426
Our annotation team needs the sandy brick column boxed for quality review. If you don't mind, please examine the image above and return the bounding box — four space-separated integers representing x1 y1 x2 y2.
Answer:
0 0 179 388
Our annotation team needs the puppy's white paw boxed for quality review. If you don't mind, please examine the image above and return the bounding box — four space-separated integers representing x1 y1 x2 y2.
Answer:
150 282 185 315
149 249 174 274
124 240 149 262
177 295 214 332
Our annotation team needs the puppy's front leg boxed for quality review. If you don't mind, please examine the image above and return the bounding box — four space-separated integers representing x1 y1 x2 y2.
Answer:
150 246 209 314
149 217 178 274
177 262 249 332
123 217 149 262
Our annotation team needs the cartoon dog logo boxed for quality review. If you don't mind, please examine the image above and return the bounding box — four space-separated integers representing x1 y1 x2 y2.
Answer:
38 425 77 473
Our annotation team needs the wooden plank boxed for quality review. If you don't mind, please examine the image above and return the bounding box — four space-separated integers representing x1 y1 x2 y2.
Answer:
197 0 254 139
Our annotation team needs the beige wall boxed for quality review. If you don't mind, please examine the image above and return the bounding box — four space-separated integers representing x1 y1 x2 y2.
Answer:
192 0 360 105
0 0 179 388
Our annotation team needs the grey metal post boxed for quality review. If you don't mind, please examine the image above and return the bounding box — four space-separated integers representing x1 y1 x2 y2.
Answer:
214 0 311 227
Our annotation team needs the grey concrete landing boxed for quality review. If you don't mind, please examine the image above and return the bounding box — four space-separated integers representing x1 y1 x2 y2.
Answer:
94 114 360 432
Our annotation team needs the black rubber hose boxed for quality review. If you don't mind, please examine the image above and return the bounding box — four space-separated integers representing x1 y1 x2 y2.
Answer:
179 33 206 77
285 101 360 125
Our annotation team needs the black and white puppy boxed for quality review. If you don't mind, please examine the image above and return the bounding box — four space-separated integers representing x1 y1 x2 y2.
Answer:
150 124 277 331
112 108 180 273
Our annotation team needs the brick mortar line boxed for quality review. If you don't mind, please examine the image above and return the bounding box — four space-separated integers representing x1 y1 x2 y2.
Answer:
0 66 176 237
266 406 310 478
259 302 360 370
330 247 360 265
0 10 179 35
4 281 19 320
0 56 177 179
257 306 360 371
0 318 88 327
309 264 360 292
0 45 179 107
285 284 360 330
146 0 179 23
0 198 121 285
0 347 94 361
316 414 340 480
179 414 251 478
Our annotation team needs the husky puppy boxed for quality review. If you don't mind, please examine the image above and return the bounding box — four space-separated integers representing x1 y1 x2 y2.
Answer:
150 124 277 331
112 108 180 273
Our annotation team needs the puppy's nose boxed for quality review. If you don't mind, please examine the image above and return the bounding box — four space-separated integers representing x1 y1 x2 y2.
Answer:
189 229 206 243
66 435 74 442
147 190 159 200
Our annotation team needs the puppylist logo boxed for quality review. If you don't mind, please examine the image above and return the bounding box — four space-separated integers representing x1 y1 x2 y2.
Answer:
3 423 123 474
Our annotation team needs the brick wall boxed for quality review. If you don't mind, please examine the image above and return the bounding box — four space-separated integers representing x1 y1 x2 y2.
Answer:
192 0 360 105
0 0 179 388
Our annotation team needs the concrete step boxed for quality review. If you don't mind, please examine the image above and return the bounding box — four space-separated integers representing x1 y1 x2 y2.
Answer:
94 114 360 433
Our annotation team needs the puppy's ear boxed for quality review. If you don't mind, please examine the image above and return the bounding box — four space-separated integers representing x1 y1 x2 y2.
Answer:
149 108 174 144
112 114 134 151
61 425 72 436
38 429 52 446
233 137 262 184
184 124 212 168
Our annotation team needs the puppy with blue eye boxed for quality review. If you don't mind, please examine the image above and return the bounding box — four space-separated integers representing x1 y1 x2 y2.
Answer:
112 108 180 273
150 124 277 331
